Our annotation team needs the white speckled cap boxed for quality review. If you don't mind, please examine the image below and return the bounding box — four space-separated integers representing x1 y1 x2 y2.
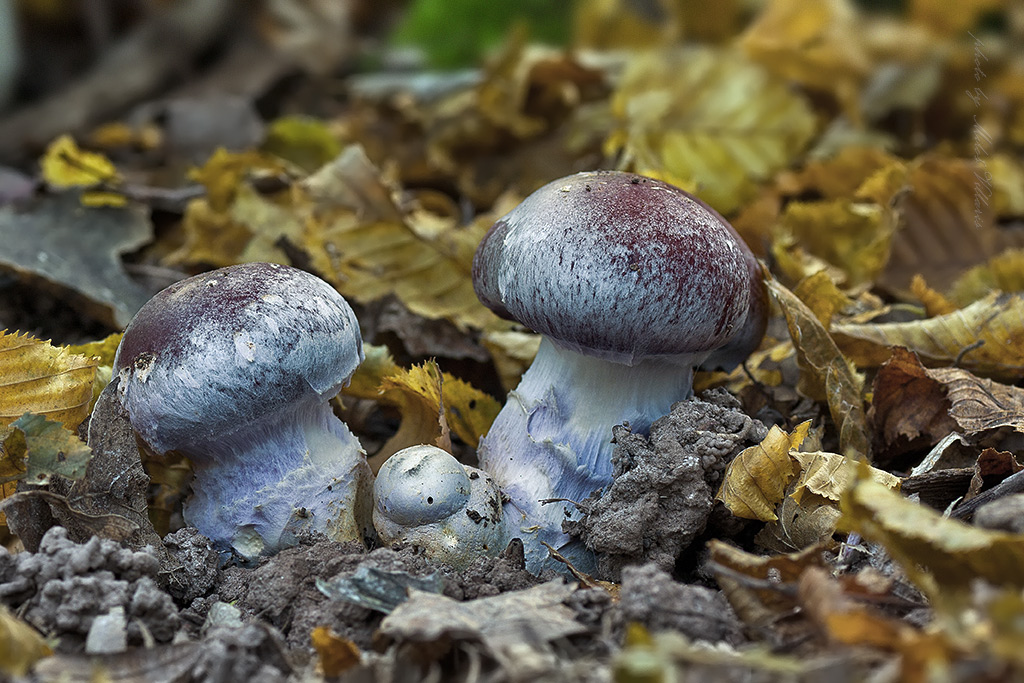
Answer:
472 171 753 365
113 262 363 457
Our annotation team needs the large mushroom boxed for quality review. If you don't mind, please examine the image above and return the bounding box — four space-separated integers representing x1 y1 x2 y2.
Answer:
375 171 766 572
113 262 372 560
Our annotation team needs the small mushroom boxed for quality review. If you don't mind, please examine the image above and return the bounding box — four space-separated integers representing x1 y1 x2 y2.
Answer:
113 262 372 560
373 444 511 569
470 171 765 571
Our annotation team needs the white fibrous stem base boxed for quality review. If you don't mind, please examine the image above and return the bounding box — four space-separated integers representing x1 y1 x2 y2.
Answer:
477 337 698 573
183 401 372 560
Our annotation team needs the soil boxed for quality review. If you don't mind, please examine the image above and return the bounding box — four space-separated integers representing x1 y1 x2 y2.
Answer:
0 390 784 682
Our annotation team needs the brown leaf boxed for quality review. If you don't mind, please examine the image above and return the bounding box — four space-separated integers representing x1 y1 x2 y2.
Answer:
716 423 809 522
311 626 361 677
833 292 1024 381
868 347 958 462
767 278 870 457
378 581 587 670
910 274 958 317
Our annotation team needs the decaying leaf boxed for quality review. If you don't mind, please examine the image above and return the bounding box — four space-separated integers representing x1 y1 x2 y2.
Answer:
303 146 505 331
910 274 957 317
868 347 958 462
0 194 154 327
0 413 92 486
0 331 98 431
0 605 52 676
605 45 817 214
378 581 587 670
833 292 1024 381
840 473 1024 595
768 278 870 457
949 248 1024 307
793 271 854 329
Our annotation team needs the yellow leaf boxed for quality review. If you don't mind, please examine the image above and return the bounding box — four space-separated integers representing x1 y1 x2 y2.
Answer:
188 148 289 212
0 605 51 676
605 46 816 214
949 248 1024 307
65 332 122 368
840 473 1024 595
716 422 810 521
40 135 119 188
343 344 400 401
792 271 853 329
772 198 898 289
310 626 360 677
832 292 1024 381
0 331 97 431
171 199 254 268
303 146 504 331
910 0 1005 37
767 279 870 458
262 116 342 172
910 274 957 317
790 451 899 504
80 190 127 208
480 329 541 393
741 0 870 123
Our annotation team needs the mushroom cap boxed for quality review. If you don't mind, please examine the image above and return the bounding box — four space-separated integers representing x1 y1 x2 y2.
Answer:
472 171 753 365
113 262 363 457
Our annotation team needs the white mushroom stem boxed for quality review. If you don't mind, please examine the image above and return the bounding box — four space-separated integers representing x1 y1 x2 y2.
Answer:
182 400 371 560
476 337 701 572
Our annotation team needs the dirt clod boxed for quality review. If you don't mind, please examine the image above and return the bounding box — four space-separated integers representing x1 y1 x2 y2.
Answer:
567 389 767 581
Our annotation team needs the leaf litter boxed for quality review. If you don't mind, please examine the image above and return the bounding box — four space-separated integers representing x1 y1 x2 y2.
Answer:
0 0 1023 681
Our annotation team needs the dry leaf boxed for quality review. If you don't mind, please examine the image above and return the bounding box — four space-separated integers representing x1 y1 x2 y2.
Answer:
605 46 816 214
0 605 51 676
1 413 92 486
741 0 870 123
793 271 853 329
910 274 958 317
303 146 503 331
716 422 810 522
767 278 870 457
378 581 587 670
949 248 1024 307
40 135 119 187
0 194 154 327
910 0 1005 36
832 292 1024 381
310 626 360 677
868 347 959 462
840 472 1024 595
0 331 98 431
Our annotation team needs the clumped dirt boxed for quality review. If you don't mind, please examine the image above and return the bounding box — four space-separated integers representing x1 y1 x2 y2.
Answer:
3 391 773 682
568 389 767 580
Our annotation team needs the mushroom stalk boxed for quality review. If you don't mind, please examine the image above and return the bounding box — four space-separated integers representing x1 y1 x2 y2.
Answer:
477 337 699 571
180 400 368 560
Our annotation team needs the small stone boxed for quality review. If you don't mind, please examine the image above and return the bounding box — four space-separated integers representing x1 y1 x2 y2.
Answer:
85 606 127 654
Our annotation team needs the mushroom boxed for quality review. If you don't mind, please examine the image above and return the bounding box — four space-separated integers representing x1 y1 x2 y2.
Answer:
373 444 512 569
412 170 762 573
113 262 372 560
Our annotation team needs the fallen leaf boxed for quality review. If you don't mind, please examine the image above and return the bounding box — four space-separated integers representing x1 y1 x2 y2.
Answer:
768 278 870 457
40 135 118 188
378 580 587 670
310 626 361 677
741 0 870 123
0 605 51 676
716 422 810 522
303 145 503 331
949 248 1024 307
0 331 97 431
840 472 1024 595
832 292 1024 381
910 0 1005 37
0 413 92 486
792 271 853 328
868 347 958 463
0 194 154 327
910 274 958 317
605 46 817 214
